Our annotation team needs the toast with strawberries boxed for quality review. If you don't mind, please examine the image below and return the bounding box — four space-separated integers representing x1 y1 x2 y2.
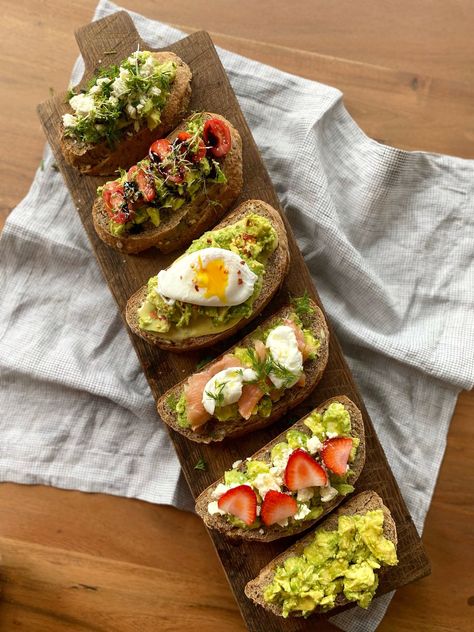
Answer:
195 396 365 541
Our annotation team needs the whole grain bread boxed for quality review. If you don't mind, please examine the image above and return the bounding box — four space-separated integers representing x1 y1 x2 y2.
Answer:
194 395 366 542
244 491 397 617
125 199 290 351
92 112 243 254
156 299 329 442
61 51 192 175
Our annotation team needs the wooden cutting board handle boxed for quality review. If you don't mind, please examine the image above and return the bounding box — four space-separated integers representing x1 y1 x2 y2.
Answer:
74 12 143 78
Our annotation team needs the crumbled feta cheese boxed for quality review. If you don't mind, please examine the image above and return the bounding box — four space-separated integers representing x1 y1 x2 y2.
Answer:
232 460 242 469
108 95 119 107
296 487 314 503
256 505 261 516
207 501 226 516
69 94 95 117
211 483 229 500
126 103 137 119
294 503 311 521
62 113 77 128
259 528 264 535
306 436 322 454
320 485 338 503
276 518 289 527
150 86 162 97
119 67 131 81
140 55 156 77
96 77 111 86
136 103 144 112
253 472 282 499
111 77 129 97
326 431 339 439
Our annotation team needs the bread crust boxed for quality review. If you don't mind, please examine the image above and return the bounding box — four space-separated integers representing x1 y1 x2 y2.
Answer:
61 51 192 175
194 395 366 541
156 299 329 442
92 112 243 254
125 199 290 351
244 491 397 617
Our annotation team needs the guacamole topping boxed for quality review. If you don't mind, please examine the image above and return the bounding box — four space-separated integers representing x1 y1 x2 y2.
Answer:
138 213 277 336
97 113 228 237
171 307 320 429
207 401 358 529
263 509 398 616
63 51 176 145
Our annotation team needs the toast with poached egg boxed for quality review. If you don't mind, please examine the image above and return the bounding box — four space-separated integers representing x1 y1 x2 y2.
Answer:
125 199 290 351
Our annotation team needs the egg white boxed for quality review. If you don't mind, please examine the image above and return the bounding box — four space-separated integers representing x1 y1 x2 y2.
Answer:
156 247 258 307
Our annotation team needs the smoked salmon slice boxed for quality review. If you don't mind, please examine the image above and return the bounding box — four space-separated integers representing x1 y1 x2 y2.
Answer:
238 382 265 420
184 355 242 429
284 319 310 360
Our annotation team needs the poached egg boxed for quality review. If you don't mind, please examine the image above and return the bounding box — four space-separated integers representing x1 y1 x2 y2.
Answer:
156 247 257 307
265 325 303 389
202 367 258 415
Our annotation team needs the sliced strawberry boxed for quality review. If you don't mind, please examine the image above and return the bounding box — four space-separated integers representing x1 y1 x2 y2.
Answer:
217 485 257 525
261 490 298 526
136 168 156 202
284 448 328 491
321 437 353 476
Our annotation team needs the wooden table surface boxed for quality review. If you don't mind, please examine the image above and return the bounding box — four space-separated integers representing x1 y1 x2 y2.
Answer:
1 1 473 630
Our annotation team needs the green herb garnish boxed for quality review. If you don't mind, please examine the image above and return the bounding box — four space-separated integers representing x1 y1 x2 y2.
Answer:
291 291 315 317
194 457 207 471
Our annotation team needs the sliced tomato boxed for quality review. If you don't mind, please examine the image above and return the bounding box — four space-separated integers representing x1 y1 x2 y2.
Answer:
127 165 139 180
203 118 231 158
149 138 172 163
165 167 185 185
176 131 206 162
136 168 156 202
102 181 124 213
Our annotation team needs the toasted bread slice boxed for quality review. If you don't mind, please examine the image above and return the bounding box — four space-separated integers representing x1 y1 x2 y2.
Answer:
156 299 329 442
61 52 192 175
195 396 366 541
92 112 243 254
125 200 290 351
245 491 397 616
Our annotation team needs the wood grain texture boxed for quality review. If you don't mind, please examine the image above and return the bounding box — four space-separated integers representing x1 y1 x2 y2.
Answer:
36 13 429 630
1 2 473 631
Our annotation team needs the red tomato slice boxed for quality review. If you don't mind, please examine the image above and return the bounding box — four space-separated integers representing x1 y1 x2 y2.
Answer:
102 181 124 212
127 165 139 179
149 138 172 162
203 119 231 158
136 169 156 202
176 131 206 162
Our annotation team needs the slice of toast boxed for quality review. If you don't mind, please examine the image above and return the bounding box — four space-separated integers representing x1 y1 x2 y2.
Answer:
61 51 192 175
92 112 243 254
125 199 290 351
195 396 366 541
156 299 329 442
245 491 397 617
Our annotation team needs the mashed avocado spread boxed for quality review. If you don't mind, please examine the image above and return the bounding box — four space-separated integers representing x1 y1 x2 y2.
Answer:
205 402 359 530
138 213 277 335
263 509 398 616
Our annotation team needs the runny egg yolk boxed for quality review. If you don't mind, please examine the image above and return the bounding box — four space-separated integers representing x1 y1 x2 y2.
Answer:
194 256 229 302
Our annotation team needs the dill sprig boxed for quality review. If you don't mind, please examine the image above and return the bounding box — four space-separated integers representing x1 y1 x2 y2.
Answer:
291 291 315 318
194 457 207 471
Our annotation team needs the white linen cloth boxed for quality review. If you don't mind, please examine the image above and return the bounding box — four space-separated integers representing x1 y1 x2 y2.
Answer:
1 2 473 629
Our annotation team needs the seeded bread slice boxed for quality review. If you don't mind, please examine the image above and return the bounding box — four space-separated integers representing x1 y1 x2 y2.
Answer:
245 491 397 617
92 112 242 254
194 396 366 541
61 51 192 175
125 199 290 351
156 299 329 442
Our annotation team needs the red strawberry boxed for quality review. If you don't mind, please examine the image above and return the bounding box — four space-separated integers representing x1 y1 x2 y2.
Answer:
284 448 328 490
321 437 353 476
261 490 298 526
217 485 257 525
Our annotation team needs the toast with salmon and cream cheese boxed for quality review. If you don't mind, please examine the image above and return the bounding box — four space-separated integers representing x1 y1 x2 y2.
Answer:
61 50 192 175
157 297 329 442
195 396 365 541
245 491 398 617
93 112 242 254
125 199 290 351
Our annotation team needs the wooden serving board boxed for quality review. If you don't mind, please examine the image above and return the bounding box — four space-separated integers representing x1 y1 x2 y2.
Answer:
37 11 430 631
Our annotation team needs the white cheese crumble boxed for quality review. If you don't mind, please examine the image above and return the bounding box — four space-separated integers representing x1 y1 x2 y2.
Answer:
270 444 293 475
320 485 338 503
294 503 312 521
253 472 282 499
232 460 243 469
306 436 323 454
62 113 77 128
69 94 95 117
207 501 226 516
296 487 315 503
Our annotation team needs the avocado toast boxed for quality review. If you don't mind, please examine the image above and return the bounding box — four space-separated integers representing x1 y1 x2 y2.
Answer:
125 199 290 351
245 491 398 617
157 296 329 442
195 396 366 541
